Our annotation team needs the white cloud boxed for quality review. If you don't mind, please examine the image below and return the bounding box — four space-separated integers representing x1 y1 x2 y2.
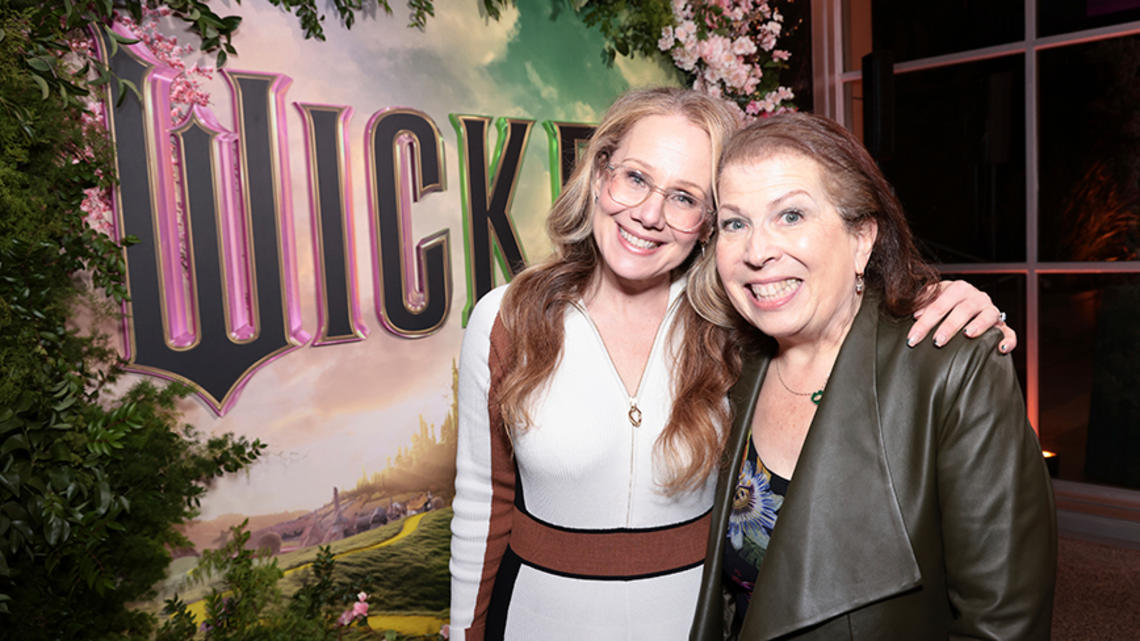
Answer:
358 0 520 65
566 100 600 124
613 51 679 89
524 61 560 103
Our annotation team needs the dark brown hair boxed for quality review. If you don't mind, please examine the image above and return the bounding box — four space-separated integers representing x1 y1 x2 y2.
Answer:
689 111 939 326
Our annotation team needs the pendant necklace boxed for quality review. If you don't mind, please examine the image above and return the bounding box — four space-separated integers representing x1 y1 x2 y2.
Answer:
774 359 826 405
628 398 642 427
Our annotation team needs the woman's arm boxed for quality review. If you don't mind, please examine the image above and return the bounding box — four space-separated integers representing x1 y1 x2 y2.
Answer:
936 333 1057 640
908 280 1017 352
449 287 514 641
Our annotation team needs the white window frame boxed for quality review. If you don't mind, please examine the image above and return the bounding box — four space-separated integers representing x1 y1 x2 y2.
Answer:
813 0 1140 430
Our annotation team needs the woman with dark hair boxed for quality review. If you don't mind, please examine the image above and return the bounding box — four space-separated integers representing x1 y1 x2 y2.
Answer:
449 89 1015 641
687 112 1056 641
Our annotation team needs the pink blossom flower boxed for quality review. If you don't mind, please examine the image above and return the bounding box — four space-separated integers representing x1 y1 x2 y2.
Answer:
665 0 795 116
675 19 697 43
702 77 723 98
337 608 355 627
732 36 758 56
725 61 752 92
758 30 777 51
742 70 762 95
115 8 213 122
672 45 699 71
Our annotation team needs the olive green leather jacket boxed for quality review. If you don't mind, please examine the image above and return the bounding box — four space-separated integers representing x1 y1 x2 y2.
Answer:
690 296 1057 641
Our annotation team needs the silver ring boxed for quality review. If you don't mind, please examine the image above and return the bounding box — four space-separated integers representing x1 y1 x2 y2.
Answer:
998 310 1007 324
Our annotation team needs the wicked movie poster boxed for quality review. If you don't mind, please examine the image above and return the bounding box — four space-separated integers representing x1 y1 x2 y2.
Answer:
96 1 677 633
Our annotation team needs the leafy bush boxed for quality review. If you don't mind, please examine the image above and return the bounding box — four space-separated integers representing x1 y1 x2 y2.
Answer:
0 5 263 639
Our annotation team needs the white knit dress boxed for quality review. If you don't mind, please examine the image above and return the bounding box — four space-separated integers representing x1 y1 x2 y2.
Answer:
449 281 717 641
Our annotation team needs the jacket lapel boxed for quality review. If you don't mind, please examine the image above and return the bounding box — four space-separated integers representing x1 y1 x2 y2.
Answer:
739 298 922 639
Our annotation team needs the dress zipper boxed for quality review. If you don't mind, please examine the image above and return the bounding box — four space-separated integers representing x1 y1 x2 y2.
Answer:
571 294 683 524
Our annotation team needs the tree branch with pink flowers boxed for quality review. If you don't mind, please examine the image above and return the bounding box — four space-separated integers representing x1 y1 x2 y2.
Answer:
657 0 796 120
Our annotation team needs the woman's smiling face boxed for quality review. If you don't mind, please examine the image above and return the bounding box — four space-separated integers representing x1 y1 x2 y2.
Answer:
714 152 876 345
591 113 712 293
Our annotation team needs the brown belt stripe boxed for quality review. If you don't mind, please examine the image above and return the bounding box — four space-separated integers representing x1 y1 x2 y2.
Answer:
510 509 712 579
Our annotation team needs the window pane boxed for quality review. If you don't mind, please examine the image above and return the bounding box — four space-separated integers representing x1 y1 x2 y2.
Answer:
872 0 1023 62
1038 37 1140 262
1039 0 1140 38
1039 274 1140 490
843 79 864 144
879 56 1026 263
844 0 872 72
939 272 1027 392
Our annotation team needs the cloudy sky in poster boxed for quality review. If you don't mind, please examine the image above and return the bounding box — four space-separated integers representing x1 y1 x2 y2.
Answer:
131 0 678 520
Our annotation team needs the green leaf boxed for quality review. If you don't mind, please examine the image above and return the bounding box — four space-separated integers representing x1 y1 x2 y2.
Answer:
106 28 140 46
46 515 63 545
89 66 111 87
116 77 141 107
31 75 49 100
0 412 17 435
0 472 19 496
0 435 28 457
97 483 112 513
48 469 70 491
9 518 32 542
25 57 51 72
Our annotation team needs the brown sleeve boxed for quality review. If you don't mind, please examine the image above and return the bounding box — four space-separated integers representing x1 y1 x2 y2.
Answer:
464 315 516 641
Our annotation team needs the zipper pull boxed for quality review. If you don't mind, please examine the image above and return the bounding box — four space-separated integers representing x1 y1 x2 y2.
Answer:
628 400 642 427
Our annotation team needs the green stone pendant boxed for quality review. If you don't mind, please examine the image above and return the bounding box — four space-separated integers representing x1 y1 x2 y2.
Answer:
810 390 824 405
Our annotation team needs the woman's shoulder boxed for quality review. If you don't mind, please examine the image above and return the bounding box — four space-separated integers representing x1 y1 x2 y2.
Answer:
467 284 510 330
873 306 1008 387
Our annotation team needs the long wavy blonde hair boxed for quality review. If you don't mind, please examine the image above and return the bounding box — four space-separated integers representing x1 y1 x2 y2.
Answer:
496 87 742 494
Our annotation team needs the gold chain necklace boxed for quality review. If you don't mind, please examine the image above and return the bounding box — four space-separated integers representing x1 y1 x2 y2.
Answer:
774 359 826 405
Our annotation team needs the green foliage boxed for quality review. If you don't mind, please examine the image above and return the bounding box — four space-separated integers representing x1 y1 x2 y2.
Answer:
262 0 443 36
571 0 677 67
0 3 264 639
159 520 446 640
0 377 267 639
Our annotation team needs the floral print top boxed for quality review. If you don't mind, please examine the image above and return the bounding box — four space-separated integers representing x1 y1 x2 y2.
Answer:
723 433 788 634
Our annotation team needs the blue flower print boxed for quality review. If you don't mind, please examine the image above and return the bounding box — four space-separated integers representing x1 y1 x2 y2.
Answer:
727 459 783 551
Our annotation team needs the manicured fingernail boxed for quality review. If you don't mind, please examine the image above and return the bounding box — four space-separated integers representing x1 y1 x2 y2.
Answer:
964 328 974 337
999 343 1009 353
933 335 944 347
906 336 917 347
